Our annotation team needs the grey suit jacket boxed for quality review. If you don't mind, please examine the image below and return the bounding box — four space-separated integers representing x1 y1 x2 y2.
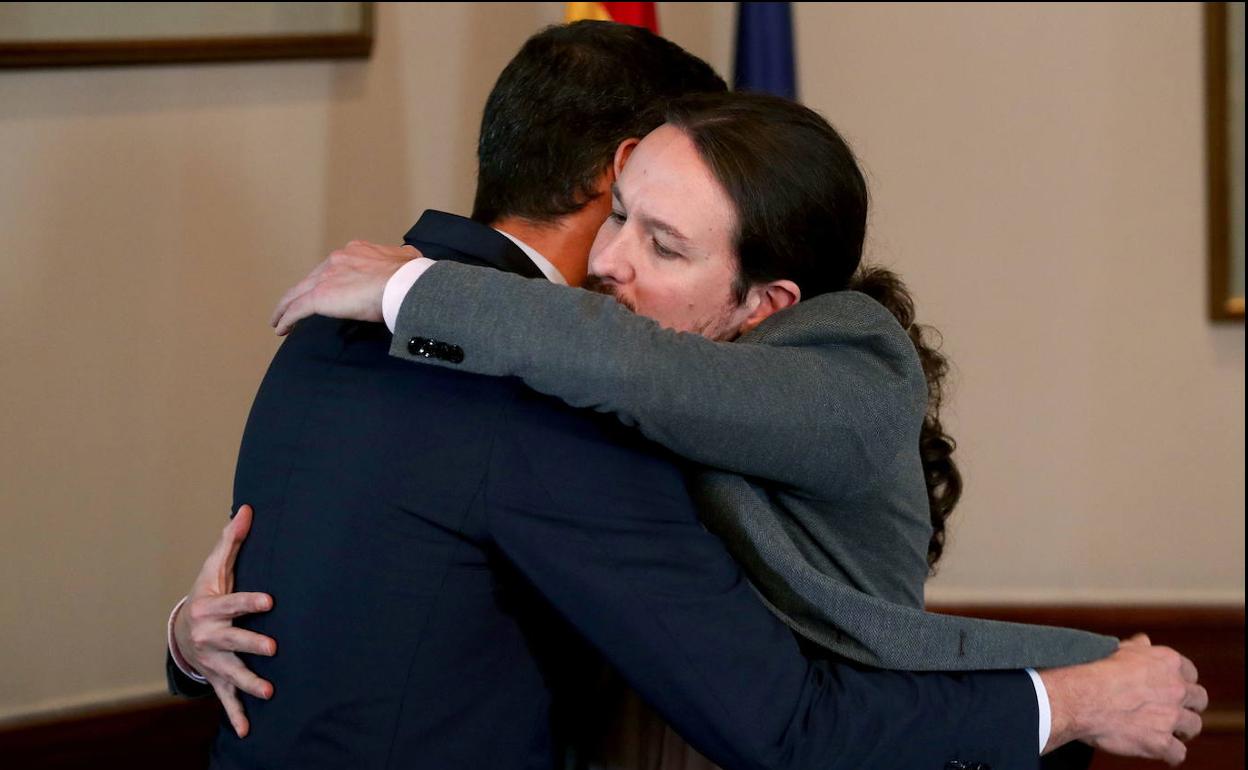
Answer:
389 260 1117 670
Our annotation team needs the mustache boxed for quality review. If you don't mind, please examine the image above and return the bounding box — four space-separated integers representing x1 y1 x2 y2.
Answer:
581 275 637 313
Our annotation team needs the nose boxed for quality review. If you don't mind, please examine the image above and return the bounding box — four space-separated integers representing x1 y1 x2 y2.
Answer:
588 223 636 286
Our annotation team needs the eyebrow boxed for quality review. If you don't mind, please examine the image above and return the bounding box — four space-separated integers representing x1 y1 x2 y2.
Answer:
611 183 691 247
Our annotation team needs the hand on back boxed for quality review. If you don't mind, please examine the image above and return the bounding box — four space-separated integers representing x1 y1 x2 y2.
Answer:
271 240 420 335
172 505 275 738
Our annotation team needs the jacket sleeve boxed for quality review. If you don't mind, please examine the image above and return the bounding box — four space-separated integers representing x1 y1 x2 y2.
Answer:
394 261 1121 675
166 650 212 698
390 260 926 497
482 395 1041 770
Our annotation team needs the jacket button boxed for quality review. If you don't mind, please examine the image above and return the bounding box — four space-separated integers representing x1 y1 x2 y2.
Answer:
439 343 464 364
408 337 463 364
408 337 431 357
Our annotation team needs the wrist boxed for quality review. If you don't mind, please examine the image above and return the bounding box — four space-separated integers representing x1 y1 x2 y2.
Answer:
1039 667 1081 752
168 596 207 683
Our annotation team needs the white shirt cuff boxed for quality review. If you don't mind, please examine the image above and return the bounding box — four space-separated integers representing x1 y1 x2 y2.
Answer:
168 595 208 683
1026 667 1052 754
382 257 437 333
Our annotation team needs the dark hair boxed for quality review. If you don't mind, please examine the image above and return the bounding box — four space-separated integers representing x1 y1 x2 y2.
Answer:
665 92 868 303
667 92 959 569
471 21 727 225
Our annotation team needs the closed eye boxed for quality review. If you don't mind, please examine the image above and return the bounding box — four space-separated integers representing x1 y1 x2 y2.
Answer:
652 238 682 260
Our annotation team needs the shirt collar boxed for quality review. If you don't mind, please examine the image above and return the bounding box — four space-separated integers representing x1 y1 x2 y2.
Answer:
493 229 568 286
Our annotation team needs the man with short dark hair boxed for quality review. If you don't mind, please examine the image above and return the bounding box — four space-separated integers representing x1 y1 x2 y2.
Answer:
169 22 1204 770
463 19 730 288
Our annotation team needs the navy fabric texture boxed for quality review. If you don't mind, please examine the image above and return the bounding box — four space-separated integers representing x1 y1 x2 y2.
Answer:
193 212 1044 770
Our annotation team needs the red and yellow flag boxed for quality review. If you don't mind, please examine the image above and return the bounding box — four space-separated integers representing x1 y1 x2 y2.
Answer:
566 2 658 33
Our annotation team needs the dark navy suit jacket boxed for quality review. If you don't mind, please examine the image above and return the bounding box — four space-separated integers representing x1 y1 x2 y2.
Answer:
174 211 1049 770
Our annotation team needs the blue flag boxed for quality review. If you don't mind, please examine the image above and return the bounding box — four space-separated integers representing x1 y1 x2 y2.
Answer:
734 2 797 99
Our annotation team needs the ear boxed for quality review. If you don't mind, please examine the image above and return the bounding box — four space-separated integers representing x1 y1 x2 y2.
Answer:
584 142 635 206
612 137 642 177
738 280 801 335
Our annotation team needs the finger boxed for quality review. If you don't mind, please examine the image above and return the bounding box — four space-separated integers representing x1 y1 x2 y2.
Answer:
1184 683 1209 712
1178 654 1198 684
271 261 330 326
271 267 323 327
185 592 268 626
219 626 278 656
192 514 243 591
1173 709 1203 742
1161 735 1186 766
210 591 273 619
219 656 274 700
219 506 254 586
274 291 316 336
1121 633 1151 648
213 681 250 739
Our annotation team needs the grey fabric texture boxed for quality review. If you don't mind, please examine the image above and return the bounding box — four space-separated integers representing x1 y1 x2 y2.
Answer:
389 260 1117 670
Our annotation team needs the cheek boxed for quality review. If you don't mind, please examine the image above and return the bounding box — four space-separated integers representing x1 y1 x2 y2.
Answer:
636 270 729 332
682 269 745 333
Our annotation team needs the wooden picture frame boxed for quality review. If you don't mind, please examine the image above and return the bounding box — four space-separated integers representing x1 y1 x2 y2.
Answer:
1206 2 1245 321
0 2 373 68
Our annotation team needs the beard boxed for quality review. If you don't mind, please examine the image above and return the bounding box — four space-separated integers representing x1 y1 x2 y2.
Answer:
581 274 742 341
582 274 638 313
691 314 742 342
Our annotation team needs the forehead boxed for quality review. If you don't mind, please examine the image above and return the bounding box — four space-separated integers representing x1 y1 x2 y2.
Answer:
617 124 736 256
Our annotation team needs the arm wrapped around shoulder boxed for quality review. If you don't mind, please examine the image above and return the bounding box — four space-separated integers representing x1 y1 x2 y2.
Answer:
390 259 927 500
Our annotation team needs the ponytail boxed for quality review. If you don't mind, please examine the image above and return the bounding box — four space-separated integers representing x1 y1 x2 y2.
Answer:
849 265 961 572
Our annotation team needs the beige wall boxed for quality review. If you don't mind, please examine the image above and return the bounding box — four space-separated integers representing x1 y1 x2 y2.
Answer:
788 3 1245 604
0 2 1240 720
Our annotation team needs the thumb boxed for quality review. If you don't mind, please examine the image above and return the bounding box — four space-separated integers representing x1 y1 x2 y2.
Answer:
218 505 255 591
